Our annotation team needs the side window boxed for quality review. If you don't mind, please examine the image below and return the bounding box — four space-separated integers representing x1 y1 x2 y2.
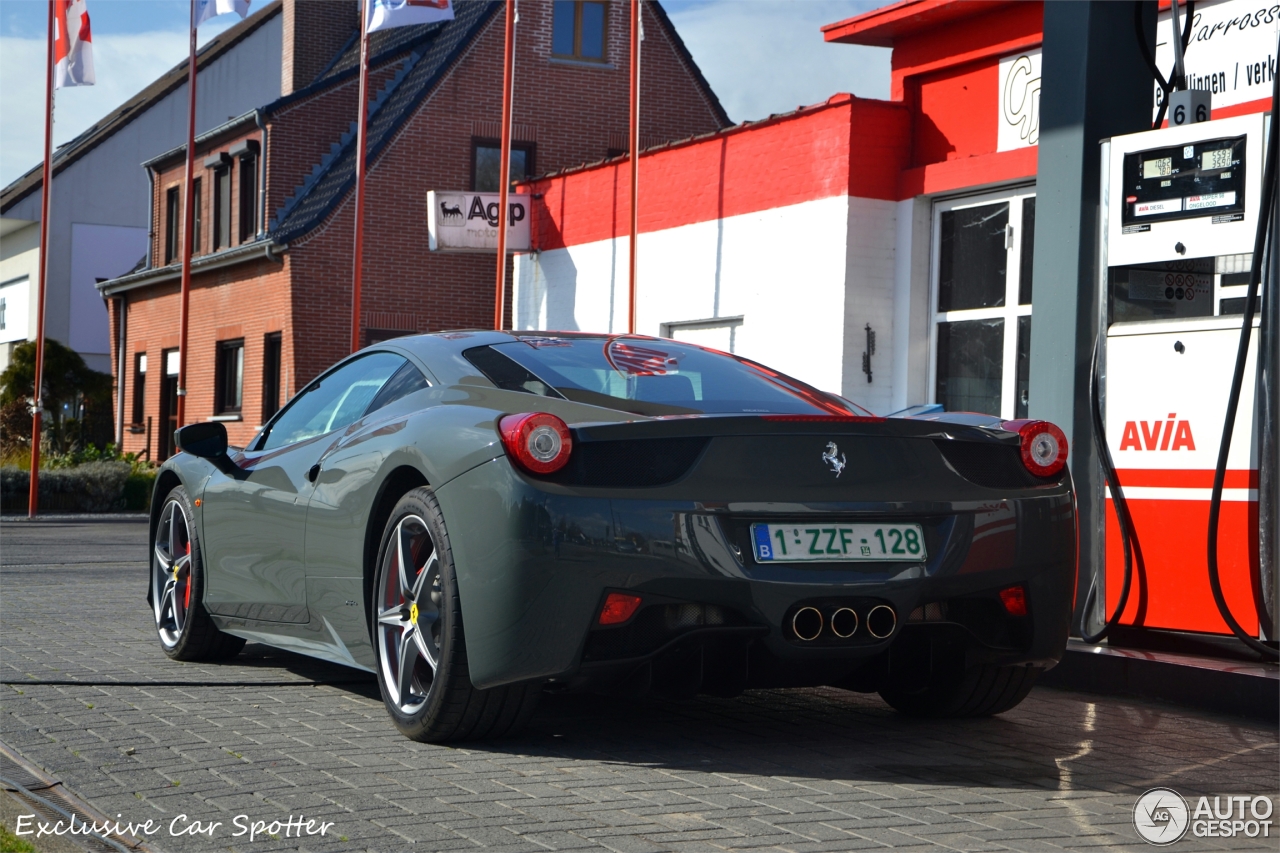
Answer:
259 352 405 450
366 361 430 414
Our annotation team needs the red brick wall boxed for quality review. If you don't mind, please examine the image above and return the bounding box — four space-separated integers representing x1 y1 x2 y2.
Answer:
116 0 727 439
119 254 293 457
284 0 728 381
282 0 358 96
150 125 266 263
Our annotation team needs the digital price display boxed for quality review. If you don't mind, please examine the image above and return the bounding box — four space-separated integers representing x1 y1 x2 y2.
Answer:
1201 148 1233 171
1121 135 1246 226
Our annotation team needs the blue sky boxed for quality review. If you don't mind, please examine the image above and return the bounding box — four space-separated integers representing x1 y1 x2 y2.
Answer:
1 0 891 187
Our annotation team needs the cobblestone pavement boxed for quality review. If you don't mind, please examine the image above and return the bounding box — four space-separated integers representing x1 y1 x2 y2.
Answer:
1 520 1276 853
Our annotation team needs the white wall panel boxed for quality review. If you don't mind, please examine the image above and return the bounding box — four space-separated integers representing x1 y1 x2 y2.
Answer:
516 194 906 411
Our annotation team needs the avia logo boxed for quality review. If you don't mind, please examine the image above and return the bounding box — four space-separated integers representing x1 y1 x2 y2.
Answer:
1118 413 1196 451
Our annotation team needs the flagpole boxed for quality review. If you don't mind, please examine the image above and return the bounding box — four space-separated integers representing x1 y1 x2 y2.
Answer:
493 0 515 330
350 3 371 353
28 0 57 517
627 0 640 335
176 0 198 430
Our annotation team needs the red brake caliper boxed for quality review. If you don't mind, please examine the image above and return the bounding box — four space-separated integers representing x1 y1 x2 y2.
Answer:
183 542 192 609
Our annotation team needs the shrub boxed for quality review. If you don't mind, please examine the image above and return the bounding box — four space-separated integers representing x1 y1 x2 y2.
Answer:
1 460 133 513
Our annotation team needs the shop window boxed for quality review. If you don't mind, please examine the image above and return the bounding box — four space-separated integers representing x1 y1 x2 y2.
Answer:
215 339 244 415
262 331 282 421
132 353 147 426
213 164 232 250
239 153 257 242
931 190 1035 419
552 1 607 62
164 187 180 264
472 139 535 192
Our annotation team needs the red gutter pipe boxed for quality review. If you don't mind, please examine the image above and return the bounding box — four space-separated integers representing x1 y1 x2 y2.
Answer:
350 4 372 352
494 0 516 330
176 0 198 428
28 0 56 517
627 0 640 334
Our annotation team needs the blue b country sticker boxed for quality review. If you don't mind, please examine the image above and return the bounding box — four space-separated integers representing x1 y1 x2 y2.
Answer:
753 524 774 561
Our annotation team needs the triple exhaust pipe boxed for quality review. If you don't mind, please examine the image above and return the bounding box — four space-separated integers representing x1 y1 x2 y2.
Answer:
790 604 896 641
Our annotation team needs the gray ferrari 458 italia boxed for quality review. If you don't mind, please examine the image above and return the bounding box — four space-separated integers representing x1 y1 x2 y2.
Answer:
150 331 1076 742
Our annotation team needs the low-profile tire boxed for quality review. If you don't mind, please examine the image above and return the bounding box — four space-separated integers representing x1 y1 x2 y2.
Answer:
372 487 540 743
151 486 246 661
878 663 1039 718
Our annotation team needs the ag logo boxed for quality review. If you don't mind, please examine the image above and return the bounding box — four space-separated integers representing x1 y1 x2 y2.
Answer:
822 442 846 478
1134 788 1190 845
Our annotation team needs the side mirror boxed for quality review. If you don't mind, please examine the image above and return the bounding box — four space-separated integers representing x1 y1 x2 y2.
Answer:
175 422 228 459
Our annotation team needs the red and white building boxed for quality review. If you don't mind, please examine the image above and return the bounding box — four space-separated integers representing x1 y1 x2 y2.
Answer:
515 0 1277 416
512 0 1278 640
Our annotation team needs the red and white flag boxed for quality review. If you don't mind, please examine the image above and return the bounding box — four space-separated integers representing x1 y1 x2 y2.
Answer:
366 0 454 34
54 0 94 88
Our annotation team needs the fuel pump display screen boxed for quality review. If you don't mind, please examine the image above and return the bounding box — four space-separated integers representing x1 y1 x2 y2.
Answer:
1120 135 1246 227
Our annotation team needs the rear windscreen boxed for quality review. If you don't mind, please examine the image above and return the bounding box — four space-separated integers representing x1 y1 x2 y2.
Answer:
463 336 872 417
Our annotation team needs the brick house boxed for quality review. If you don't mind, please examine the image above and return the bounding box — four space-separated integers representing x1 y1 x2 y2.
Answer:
99 0 727 460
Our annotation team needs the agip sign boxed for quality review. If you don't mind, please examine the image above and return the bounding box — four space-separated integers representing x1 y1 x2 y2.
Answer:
427 191 530 252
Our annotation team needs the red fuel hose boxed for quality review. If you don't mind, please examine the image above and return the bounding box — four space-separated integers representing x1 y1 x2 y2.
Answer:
1205 45 1280 661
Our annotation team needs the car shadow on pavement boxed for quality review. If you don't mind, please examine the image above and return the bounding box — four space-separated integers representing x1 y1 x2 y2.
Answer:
218 647 1271 798
457 687 1270 797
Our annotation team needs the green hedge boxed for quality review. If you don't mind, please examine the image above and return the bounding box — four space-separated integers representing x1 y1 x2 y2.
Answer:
0 461 154 513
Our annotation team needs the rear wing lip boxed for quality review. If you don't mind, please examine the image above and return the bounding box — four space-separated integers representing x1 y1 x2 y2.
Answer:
563 413 1021 447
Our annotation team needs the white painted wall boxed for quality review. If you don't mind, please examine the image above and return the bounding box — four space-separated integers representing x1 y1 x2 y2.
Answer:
0 13 282 372
0 221 39 371
514 194 908 414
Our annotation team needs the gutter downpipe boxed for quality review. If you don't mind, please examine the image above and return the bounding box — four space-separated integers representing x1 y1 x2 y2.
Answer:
115 293 126 447
255 110 267 240
144 165 155 269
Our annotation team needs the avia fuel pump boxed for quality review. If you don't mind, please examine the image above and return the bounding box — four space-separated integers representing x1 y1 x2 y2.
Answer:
1095 112 1276 647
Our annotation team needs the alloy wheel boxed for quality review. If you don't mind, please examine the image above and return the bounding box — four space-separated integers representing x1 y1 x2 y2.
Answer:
153 498 192 648
376 514 442 714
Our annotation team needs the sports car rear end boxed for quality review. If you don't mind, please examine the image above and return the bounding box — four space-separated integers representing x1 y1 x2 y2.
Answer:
435 335 1076 711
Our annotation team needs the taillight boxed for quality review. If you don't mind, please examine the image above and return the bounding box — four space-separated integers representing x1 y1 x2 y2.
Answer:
498 412 573 474
598 592 643 626
1001 419 1068 478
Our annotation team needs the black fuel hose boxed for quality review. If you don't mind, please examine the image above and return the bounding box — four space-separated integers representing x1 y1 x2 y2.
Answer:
1081 337 1144 643
1079 0 1199 643
1135 0 1194 130
1205 43 1280 661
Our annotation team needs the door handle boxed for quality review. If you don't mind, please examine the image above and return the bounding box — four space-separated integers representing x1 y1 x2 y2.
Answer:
307 463 321 482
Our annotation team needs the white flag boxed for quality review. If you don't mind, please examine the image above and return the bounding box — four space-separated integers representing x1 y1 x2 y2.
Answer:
54 0 94 88
194 0 251 27
366 0 454 34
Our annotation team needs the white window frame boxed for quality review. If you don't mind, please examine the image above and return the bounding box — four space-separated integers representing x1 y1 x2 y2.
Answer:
928 185 1036 420
661 316 744 354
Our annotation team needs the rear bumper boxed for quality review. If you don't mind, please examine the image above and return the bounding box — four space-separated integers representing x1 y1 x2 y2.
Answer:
437 457 1076 691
